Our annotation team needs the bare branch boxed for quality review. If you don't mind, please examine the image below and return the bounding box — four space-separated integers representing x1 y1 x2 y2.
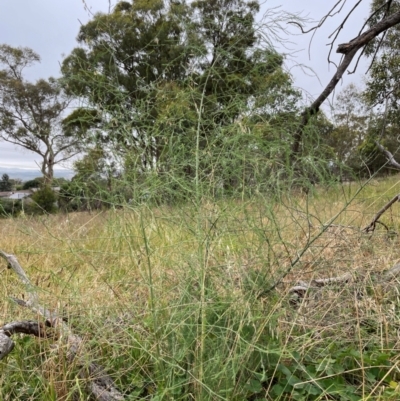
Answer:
2 320 48 337
375 141 400 169
292 10 400 155
365 29 388 74
0 320 55 360
352 0 393 76
337 10 400 54
0 331 14 360
363 193 400 233
288 261 400 306
326 0 364 64
288 0 347 34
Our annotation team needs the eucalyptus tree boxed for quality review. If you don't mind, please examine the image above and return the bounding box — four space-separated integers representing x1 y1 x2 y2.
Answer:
363 1 400 112
329 84 370 167
0 174 12 191
61 0 299 182
0 45 79 183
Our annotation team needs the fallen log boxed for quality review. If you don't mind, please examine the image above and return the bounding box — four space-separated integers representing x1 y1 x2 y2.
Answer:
288 273 353 305
288 263 400 306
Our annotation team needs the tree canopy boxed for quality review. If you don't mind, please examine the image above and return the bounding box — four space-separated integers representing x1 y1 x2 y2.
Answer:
0 174 12 191
0 44 80 184
5 0 400 201
61 0 300 185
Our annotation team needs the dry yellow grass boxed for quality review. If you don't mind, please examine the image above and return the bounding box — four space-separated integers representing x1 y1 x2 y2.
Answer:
1 178 400 321
2 177 400 399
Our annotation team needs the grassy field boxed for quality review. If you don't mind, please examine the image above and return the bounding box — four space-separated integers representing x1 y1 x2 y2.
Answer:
2 177 400 400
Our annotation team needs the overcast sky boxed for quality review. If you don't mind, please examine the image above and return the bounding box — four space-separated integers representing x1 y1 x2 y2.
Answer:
0 0 371 171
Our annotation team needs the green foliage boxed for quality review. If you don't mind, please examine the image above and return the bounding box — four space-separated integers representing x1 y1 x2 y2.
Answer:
357 119 400 176
0 173 12 191
58 180 106 212
265 347 398 401
364 1 400 150
328 84 370 176
22 178 42 190
326 83 400 178
364 1 400 109
31 186 57 213
4 3 400 399
0 198 22 217
56 148 122 212
73 147 117 183
61 0 306 198
51 177 69 187
61 108 102 139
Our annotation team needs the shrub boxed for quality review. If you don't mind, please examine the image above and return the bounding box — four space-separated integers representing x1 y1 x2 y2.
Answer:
31 186 57 213
0 173 12 191
0 198 22 217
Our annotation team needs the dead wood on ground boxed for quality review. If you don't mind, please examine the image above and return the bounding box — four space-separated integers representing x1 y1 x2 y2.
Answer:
0 250 125 401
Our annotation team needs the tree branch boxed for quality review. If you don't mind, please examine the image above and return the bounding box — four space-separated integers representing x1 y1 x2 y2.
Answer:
288 0 347 34
0 320 52 360
375 141 400 169
292 10 400 155
363 193 400 233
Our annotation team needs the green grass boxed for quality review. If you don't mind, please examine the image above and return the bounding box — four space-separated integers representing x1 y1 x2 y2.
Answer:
1 178 400 400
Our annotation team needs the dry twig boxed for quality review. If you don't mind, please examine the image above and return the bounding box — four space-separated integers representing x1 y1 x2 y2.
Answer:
363 194 400 233
0 250 125 401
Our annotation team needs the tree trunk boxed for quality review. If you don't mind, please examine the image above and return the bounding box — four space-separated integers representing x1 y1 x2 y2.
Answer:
42 151 54 185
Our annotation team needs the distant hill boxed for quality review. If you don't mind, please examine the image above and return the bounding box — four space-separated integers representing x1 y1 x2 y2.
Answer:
0 167 74 182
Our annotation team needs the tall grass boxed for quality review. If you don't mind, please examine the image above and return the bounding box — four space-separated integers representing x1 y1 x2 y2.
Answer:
1 177 400 399
2 3 400 399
